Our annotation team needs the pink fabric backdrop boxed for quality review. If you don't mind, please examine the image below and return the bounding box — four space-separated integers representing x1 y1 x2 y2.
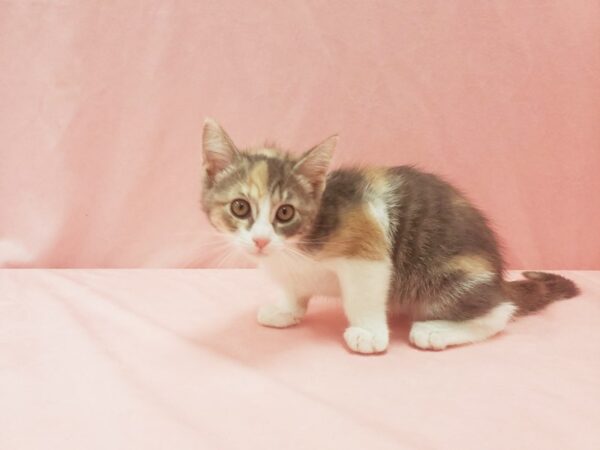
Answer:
2 269 600 449
1 1 599 269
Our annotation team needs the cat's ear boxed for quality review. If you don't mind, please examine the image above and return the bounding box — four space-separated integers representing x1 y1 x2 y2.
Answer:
294 135 337 193
202 118 239 179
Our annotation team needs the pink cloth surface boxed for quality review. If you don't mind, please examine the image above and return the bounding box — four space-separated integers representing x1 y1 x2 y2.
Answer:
1 269 599 449
1 1 599 269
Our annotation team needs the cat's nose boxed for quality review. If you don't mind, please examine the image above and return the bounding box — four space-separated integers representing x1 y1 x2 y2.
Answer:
253 237 271 250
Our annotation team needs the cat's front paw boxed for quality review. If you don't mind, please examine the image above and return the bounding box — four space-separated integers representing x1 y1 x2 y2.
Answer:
343 326 389 354
257 304 302 328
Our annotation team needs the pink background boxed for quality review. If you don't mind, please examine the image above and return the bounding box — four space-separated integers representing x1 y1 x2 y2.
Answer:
1 1 599 269
2 269 600 449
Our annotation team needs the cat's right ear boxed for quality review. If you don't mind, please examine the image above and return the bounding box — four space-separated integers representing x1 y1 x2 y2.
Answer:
202 118 239 180
294 135 337 194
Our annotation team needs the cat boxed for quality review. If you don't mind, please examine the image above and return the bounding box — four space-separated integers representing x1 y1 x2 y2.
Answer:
200 118 579 354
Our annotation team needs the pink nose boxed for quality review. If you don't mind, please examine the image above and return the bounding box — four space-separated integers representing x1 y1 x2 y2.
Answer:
253 237 271 250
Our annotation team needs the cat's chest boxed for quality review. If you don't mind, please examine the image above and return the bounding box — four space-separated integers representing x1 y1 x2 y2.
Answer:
260 254 340 297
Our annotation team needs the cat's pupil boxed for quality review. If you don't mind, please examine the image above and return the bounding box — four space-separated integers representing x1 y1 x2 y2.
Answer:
276 204 295 222
231 199 250 218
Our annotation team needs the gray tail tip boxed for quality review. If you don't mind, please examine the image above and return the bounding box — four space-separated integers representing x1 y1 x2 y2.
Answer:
522 271 580 299
522 271 553 281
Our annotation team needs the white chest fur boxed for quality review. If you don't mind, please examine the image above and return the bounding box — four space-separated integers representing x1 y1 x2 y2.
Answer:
259 252 341 298
257 253 394 354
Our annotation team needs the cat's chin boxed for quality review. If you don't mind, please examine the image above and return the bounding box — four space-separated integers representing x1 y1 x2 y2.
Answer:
243 249 274 260
236 242 293 261
244 248 288 261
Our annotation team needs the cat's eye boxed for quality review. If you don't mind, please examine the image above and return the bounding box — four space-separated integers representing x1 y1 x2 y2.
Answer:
230 199 251 218
275 204 295 223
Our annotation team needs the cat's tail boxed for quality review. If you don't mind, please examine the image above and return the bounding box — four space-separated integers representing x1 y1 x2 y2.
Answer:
503 271 579 315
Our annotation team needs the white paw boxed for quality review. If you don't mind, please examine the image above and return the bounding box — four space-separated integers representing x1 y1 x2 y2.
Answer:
343 326 389 354
257 304 302 328
409 321 453 350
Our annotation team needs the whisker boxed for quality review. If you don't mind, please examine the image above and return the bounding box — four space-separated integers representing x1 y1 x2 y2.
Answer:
213 247 234 269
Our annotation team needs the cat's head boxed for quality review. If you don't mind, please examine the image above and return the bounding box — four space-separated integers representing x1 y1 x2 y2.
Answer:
201 118 336 258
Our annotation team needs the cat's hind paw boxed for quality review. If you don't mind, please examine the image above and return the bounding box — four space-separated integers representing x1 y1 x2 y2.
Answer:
343 326 389 354
257 304 302 328
409 321 453 350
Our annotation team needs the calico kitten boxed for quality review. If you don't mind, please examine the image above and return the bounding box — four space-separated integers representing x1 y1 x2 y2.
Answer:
200 118 579 354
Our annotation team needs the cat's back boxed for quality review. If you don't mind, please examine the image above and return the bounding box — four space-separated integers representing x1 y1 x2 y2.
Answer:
306 165 446 258
306 165 501 272
382 165 504 277
321 165 458 211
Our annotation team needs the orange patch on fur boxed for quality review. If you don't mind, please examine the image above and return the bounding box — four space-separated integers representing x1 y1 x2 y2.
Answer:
321 206 388 260
248 161 268 198
446 254 493 275
251 147 281 158
364 168 389 191
450 192 469 207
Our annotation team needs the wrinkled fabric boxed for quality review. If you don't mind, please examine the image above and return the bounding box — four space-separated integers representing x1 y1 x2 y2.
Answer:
1 269 599 449
1 1 599 268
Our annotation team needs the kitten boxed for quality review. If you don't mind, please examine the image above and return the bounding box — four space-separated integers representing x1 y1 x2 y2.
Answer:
200 118 579 354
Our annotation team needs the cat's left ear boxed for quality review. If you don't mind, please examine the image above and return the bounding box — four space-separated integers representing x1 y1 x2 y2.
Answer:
202 118 239 180
294 135 337 194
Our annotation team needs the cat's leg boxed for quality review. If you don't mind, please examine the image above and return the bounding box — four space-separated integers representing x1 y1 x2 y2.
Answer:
334 259 391 354
409 303 515 350
409 282 516 350
257 288 309 328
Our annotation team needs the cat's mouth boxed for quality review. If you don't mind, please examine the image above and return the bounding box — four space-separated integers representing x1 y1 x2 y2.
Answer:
248 247 271 258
